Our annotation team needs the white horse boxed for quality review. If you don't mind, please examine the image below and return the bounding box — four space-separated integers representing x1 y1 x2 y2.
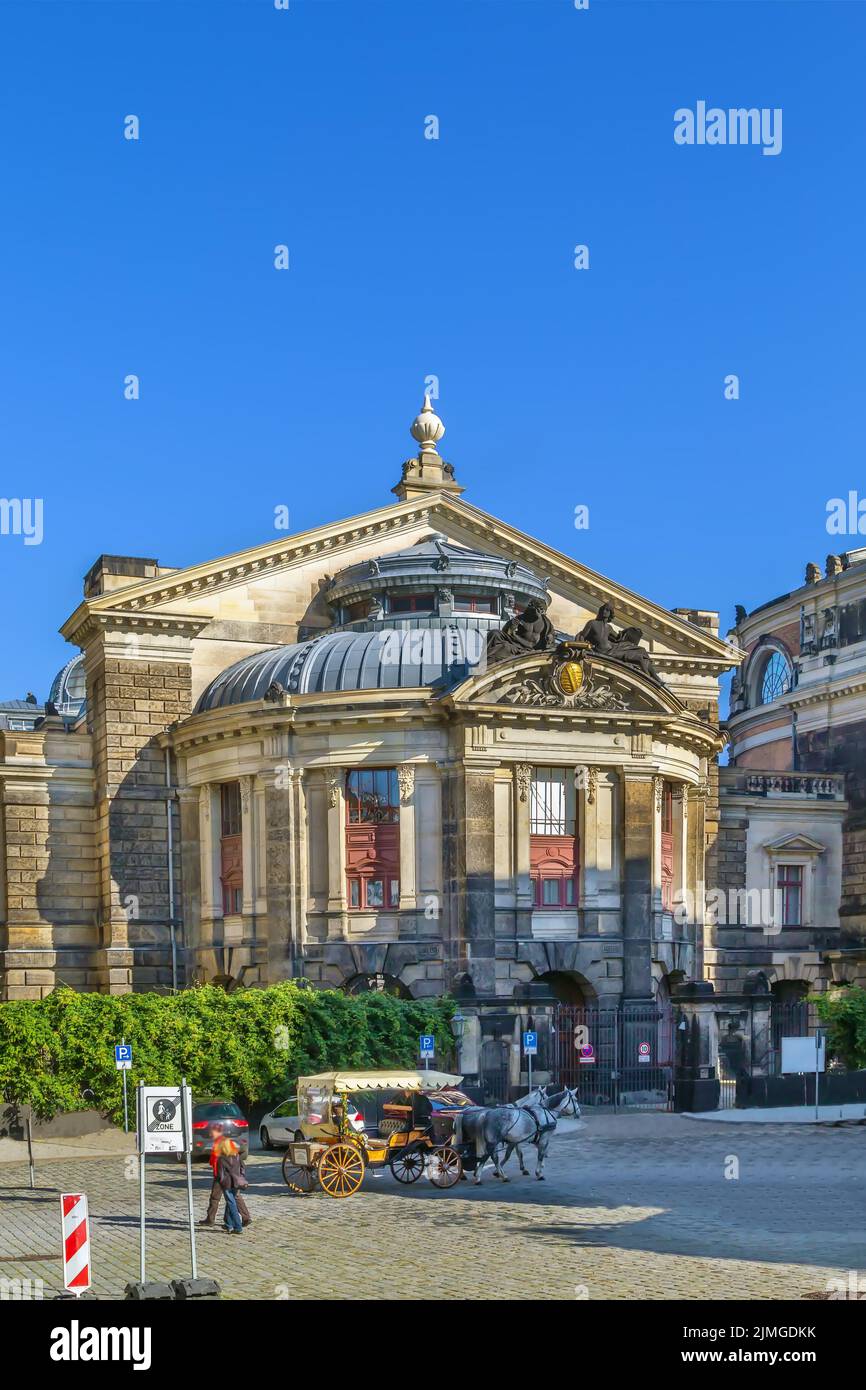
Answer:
454 1087 582 1184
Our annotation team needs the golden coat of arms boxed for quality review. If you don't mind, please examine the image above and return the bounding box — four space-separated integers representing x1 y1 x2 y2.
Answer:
552 641 589 697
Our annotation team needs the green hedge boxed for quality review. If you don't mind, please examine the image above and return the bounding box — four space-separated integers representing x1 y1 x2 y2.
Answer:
0 983 455 1124
812 986 866 1071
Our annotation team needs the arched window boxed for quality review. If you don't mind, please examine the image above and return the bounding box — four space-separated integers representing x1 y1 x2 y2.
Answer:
759 650 792 704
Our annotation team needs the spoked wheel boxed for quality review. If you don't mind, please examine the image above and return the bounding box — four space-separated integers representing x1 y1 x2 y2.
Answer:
317 1143 365 1199
390 1145 426 1184
282 1152 318 1195
427 1146 463 1189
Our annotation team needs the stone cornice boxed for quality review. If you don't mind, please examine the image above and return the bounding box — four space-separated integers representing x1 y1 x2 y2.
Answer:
62 607 213 648
58 492 740 667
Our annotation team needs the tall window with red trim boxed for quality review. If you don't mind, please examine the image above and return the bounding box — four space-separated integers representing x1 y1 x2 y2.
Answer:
530 767 578 908
346 769 400 910
660 782 674 912
219 782 243 916
777 863 803 926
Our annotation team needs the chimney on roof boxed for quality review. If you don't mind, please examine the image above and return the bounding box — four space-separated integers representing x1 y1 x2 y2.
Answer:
83 554 160 598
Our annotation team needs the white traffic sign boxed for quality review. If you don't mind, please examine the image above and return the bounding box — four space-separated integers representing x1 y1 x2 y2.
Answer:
638 1041 651 1064
578 1044 595 1065
114 1043 132 1071
61 1193 91 1293
138 1086 192 1154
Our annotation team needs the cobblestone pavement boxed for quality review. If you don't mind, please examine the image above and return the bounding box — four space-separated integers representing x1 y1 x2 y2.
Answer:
1 1113 863 1300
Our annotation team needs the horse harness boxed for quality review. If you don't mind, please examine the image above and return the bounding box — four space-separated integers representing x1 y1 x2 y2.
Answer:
503 1101 557 1145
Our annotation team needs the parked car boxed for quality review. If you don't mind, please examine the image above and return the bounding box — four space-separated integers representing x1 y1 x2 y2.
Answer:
259 1095 364 1149
189 1099 249 1159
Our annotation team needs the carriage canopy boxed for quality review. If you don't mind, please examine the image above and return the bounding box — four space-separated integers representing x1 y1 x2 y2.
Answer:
297 1069 463 1093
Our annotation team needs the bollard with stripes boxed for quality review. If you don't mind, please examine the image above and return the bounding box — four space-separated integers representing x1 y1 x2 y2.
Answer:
60 1192 91 1295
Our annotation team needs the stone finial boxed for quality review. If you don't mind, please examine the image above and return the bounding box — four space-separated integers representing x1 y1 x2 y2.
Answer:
825 554 843 579
410 393 445 454
392 392 463 502
805 562 821 584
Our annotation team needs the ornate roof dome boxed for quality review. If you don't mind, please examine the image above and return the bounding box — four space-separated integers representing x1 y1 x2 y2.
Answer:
48 653 87 720
194 622 491 711
195 535 555 713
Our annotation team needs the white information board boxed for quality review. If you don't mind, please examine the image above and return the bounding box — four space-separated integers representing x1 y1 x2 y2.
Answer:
780 1036 825 1074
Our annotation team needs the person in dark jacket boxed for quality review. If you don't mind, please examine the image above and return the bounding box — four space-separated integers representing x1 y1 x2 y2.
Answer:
216 1138 245 1234
201 1126 251 1227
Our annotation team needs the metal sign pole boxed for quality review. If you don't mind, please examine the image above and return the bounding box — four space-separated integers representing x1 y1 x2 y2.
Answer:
25 1110 35 1190
815 1031 821 1123
121 1037 129 1134
137 1082 146 1284
181 1078 197 1279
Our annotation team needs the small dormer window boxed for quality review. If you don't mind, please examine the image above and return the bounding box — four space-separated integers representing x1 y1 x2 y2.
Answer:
388 593 435 614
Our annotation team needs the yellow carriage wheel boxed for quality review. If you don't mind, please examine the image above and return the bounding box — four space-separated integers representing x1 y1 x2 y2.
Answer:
317 1143 366 1199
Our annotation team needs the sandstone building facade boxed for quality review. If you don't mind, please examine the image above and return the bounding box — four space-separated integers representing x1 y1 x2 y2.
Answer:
719 550 866 1004
0 399 744 1082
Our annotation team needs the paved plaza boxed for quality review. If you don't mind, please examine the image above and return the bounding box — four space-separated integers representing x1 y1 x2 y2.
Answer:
1 1113 863 1301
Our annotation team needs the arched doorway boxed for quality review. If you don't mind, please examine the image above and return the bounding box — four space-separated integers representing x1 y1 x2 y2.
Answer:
534 970 594 1005
342 972 411 1000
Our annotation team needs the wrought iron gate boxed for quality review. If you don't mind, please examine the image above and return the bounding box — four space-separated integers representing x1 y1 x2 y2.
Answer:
551 1003 674 1111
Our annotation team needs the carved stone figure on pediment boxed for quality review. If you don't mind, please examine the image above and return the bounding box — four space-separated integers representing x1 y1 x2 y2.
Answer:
578 604 663 684
486 598 556 665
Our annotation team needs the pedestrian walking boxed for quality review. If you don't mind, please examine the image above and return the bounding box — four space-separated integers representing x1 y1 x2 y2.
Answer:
216 1137 247 1235
200 1125 251 1228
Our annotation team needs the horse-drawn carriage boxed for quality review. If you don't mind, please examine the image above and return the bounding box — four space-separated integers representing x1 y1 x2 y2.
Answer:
280 1069 474 1198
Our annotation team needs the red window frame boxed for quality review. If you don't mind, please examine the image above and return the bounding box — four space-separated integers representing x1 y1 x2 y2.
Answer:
388 593 435 614
345 769 400 910
452 595 496 613
219 782 243 916
777 863 803 926
529 767 578 910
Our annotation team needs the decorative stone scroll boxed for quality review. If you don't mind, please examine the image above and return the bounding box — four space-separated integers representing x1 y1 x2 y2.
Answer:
515 764 531 803
326 771 341 808
397 765 415 803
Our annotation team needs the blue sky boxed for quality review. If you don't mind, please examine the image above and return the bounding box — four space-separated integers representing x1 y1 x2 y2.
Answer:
0 0 863 701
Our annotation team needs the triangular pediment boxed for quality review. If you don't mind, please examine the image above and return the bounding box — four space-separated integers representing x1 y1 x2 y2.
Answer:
60 491 741 677
763 832 826 856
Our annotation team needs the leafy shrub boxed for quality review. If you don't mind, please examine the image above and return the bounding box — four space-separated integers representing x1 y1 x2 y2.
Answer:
812 986 866 1071
0 983 455 1124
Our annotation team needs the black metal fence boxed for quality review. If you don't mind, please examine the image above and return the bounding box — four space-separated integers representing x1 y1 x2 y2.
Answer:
550 1003 674 1111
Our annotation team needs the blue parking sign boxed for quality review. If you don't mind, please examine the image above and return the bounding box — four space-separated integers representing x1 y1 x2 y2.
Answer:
523 1030 538 1056
419 1034 435 1060
114 1044 132 1070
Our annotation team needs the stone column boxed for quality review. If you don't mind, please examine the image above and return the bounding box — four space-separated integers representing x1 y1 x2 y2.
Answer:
687 784 708 979
240 775 255 918
622 773 655 1002
397 764 417 911
325 769 347 939
513 763 533 935
463 765 498 998
253 774 268 917
199 784 218 923
264 775 292 978
176 786 201 981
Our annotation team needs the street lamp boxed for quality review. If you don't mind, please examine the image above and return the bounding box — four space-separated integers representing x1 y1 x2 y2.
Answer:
450 1012 466 1069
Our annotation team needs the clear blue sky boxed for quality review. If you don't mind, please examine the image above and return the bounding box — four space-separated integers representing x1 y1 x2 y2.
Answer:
0 0 863 701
